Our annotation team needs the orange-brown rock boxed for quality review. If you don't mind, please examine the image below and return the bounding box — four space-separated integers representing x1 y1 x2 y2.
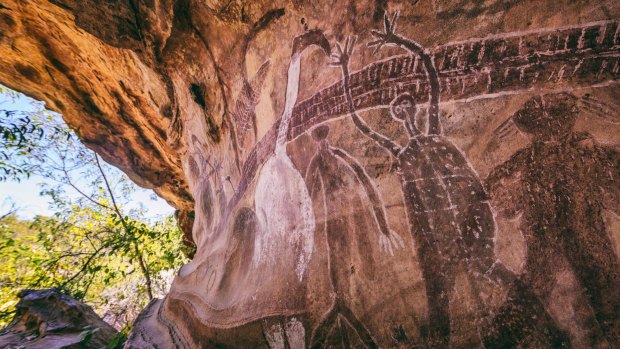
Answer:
1 1 619 348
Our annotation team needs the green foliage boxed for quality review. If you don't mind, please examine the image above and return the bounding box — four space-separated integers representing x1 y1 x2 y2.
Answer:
0 88 188 333
0 87 61 181
107 327 129 349
0 210 187 329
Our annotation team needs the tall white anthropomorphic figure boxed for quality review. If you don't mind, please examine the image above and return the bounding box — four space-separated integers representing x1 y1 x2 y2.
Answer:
254 30 331 282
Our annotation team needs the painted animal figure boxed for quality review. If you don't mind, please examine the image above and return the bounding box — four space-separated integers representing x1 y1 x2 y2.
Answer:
486 92 620 348
335 13 569 348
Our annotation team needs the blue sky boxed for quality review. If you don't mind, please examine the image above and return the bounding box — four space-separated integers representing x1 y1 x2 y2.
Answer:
0 87 175 220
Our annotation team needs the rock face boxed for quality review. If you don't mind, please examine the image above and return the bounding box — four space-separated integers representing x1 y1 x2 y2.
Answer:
1 1 619 348
0 289 118 349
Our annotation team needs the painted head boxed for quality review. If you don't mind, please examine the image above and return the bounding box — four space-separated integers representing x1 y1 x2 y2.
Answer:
390 93 420 136
311 124 330 147
291 29 331 58
513 92 579 139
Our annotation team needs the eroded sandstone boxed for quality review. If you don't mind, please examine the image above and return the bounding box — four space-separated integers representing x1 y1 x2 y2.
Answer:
1 1 619 348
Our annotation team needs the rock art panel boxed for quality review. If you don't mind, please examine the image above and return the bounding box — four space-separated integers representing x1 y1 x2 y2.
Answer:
124 9 620 346
331 17 568 348
0 1 617 348
123 7 620 348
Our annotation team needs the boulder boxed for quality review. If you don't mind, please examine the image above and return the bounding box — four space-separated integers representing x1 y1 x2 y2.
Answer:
0 289 118 349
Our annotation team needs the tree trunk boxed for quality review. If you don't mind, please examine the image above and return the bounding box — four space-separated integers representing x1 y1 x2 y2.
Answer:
1 1 619 347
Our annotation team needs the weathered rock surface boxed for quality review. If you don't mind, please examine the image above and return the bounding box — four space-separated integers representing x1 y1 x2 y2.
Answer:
1 1 619 348
0 289 118 349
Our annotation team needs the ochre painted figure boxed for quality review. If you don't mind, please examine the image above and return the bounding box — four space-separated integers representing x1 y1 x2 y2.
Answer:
487 92 620 348
305 124 404 348
334 13 569 348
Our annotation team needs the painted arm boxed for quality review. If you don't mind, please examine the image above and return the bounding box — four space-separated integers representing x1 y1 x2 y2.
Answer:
304 155 323 199
485 150 527 219
369 12 441 135
331 146 404 255
303 156 327 228
334 37 402 158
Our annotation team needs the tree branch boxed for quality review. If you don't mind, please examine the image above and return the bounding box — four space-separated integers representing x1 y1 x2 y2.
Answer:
60 156 111 210
94 153 154 300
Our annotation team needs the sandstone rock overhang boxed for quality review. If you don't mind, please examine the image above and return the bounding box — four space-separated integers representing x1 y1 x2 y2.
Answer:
0 0 192 210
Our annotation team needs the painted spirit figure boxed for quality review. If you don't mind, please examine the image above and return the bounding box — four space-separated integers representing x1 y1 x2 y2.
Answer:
487 92 620 347
254 30 331 282
254 30 331 349
305 125 404 348
333 13 569 348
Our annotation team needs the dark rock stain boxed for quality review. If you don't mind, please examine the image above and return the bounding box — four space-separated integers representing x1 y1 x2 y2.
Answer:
80 91 103 116
189 82 221 143
190 82 207 109
53 99 65 111
374 0 388 22
0 13 16 37
14 63 41 82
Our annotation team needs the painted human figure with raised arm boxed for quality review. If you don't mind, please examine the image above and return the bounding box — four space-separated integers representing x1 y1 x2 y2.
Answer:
332 13 569 348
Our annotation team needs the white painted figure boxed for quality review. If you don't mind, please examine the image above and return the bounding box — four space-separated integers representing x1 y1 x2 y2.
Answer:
254 30 331 282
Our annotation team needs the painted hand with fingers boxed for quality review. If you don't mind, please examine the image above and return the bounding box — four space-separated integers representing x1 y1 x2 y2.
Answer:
330 35 357 69
368 11 401 55
379 229 406 256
